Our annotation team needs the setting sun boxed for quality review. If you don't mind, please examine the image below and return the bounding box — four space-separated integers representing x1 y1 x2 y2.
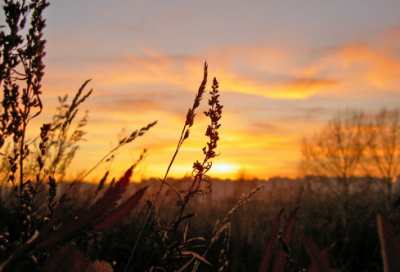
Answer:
210 163 240 175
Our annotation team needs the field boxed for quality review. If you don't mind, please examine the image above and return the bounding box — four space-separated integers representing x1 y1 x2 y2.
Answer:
1 174 399 271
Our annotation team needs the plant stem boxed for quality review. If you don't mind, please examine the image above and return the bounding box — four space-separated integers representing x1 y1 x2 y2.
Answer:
124 128 186 272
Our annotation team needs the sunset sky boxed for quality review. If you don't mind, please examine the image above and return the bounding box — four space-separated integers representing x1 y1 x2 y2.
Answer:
3 0 400 181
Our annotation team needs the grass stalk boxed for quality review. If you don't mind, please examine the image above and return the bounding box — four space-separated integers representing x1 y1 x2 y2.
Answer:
124 63 208 272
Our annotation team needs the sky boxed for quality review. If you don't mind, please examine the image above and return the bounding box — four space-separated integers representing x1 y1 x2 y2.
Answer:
2 0 400 181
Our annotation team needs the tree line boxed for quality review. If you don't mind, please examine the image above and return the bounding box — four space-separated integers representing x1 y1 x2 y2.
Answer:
300 108 400 210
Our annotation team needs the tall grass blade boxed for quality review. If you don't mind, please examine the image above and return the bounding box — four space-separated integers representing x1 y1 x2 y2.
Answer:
377 213 400 272
35 165 139 249
272 207 299 272
177 256 196 272
260 208 284 272
90 186 147 233
300 234 340 272
180 251 211 266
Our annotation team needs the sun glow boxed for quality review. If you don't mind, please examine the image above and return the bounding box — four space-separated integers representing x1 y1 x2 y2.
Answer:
210 163 240 174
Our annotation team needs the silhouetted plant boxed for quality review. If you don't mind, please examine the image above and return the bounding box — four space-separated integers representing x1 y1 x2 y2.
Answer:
0 1 156 271
125 63 225 272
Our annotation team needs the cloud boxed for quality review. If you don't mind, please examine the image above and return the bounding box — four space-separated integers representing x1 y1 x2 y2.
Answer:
291 34 400 98
49 40 400 103
199 33 400 99
337 43 400 89
284 78 339 96
96 98 162 113
44 44 343 101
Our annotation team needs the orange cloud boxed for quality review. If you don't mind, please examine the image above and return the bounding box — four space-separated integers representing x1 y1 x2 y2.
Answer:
44 45 343 101
337 43 400 89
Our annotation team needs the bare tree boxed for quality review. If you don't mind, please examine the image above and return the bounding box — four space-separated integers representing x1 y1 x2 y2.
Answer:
300 109 372 211
365 108 400 201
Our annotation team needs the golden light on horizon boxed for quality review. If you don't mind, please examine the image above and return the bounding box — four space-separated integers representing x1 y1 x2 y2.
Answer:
210 163 240 176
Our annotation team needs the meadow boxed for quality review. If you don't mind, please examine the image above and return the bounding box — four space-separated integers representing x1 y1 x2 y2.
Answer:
0 174 396 271
1 1 400 272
